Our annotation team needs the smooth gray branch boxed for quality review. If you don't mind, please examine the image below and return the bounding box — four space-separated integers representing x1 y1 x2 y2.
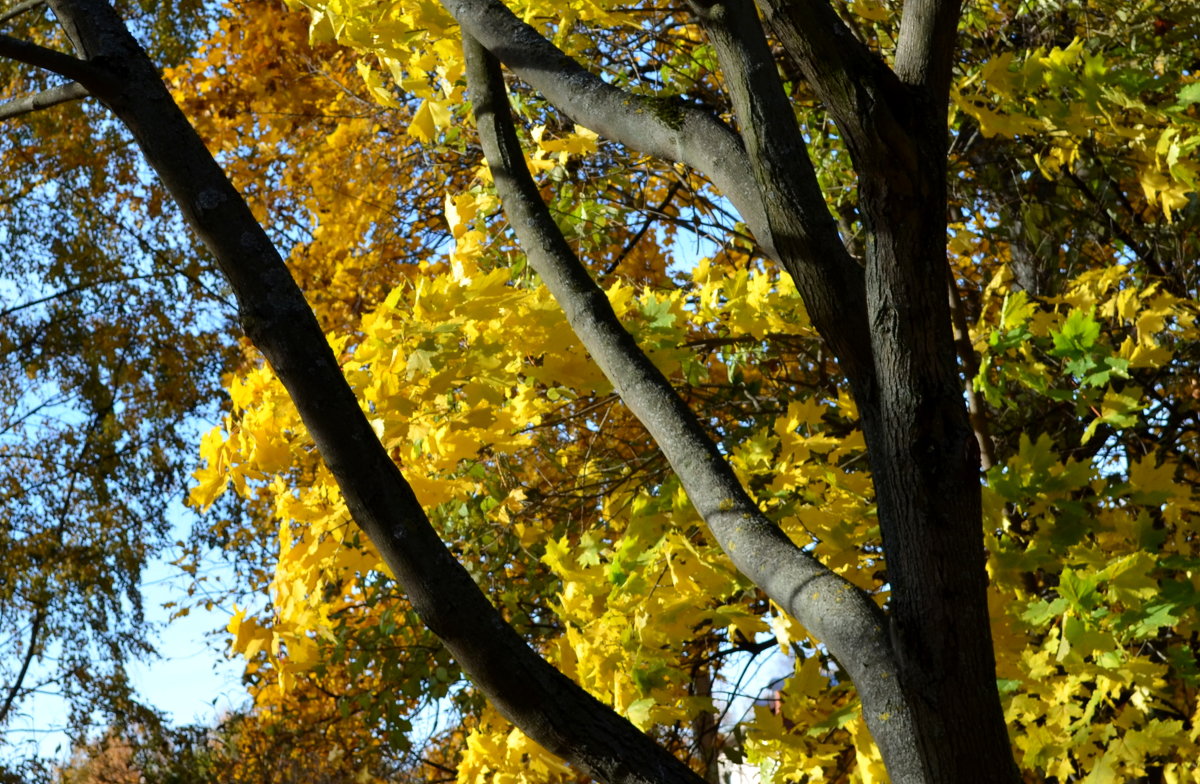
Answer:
466 30 922 783
437 0 775 257
0 79 87 119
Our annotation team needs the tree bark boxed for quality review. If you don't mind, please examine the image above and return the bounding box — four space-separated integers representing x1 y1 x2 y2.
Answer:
453 0 1020 778
754 0 1018 778
0 79 88 120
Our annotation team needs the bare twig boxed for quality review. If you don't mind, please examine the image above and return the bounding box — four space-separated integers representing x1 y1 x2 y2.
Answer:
946 266 995 470
0 607 44 725
1064 168 1172 284
602 180 681 277
0 0 45 26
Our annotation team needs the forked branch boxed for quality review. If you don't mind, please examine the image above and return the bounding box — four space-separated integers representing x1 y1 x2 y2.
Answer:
465 32 924 784
436 0 775 257
689 0 876 394
36 1 710 782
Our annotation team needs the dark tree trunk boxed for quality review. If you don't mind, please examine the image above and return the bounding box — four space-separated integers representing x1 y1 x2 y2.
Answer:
856 105 1017 780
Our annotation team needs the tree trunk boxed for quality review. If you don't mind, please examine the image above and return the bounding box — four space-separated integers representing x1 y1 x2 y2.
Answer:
857 113 1018 781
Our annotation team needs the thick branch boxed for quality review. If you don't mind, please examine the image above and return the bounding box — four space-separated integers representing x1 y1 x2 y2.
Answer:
466 33 923 783
689 0 875 396
40 2 704 782
436 0 774 257
755 0 875 73
755 0 917 178
0 32 100 85
894 0 963 96
0 79 87 120
755 0 890 118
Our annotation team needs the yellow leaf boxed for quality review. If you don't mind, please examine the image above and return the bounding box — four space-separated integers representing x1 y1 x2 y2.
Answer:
768 606 806 650
851 0 889 21
189 426 230 510
407 99 436 142
428 97 451 128
228 605 271 660
355 60 399 108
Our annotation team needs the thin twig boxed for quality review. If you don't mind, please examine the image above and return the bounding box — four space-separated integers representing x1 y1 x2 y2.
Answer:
1063 168 1174 287
602 180 682 277
0 607 44 725
0 0 44 26
946 266 995 470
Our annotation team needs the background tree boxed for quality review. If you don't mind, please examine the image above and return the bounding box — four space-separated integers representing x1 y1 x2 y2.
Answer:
1 0 1198 783
0 0 234 761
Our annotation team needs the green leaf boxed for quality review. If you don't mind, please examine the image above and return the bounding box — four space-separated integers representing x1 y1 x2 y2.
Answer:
1125 602 1181 638
1022 597 1068 626
1081 356 1131 388
1059 568 1100 611
1173 81 1200 107
806 702 857 736
632 662 669 693
1050 308 1101 356
639 296 676 330
626 697 656 729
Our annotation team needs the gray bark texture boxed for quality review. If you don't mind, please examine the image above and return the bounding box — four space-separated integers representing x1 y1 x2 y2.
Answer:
0 78 87 119
1 0 1022 781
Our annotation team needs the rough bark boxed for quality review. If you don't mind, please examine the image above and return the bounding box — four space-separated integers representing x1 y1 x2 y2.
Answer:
456 0 1019 778
684 0 876 397
753 0 1019 779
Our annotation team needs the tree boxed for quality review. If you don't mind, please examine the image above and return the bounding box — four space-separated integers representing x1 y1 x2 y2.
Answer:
55 708 399 784
0 0 231 754
56 723 216 784
2 0 1199 783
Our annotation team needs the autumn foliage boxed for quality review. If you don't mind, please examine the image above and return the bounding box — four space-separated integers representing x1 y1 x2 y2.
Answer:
3 0 1200 782
169 0 1200 781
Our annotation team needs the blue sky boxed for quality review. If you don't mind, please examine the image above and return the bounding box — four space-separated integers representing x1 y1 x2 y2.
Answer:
3 529 248 762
